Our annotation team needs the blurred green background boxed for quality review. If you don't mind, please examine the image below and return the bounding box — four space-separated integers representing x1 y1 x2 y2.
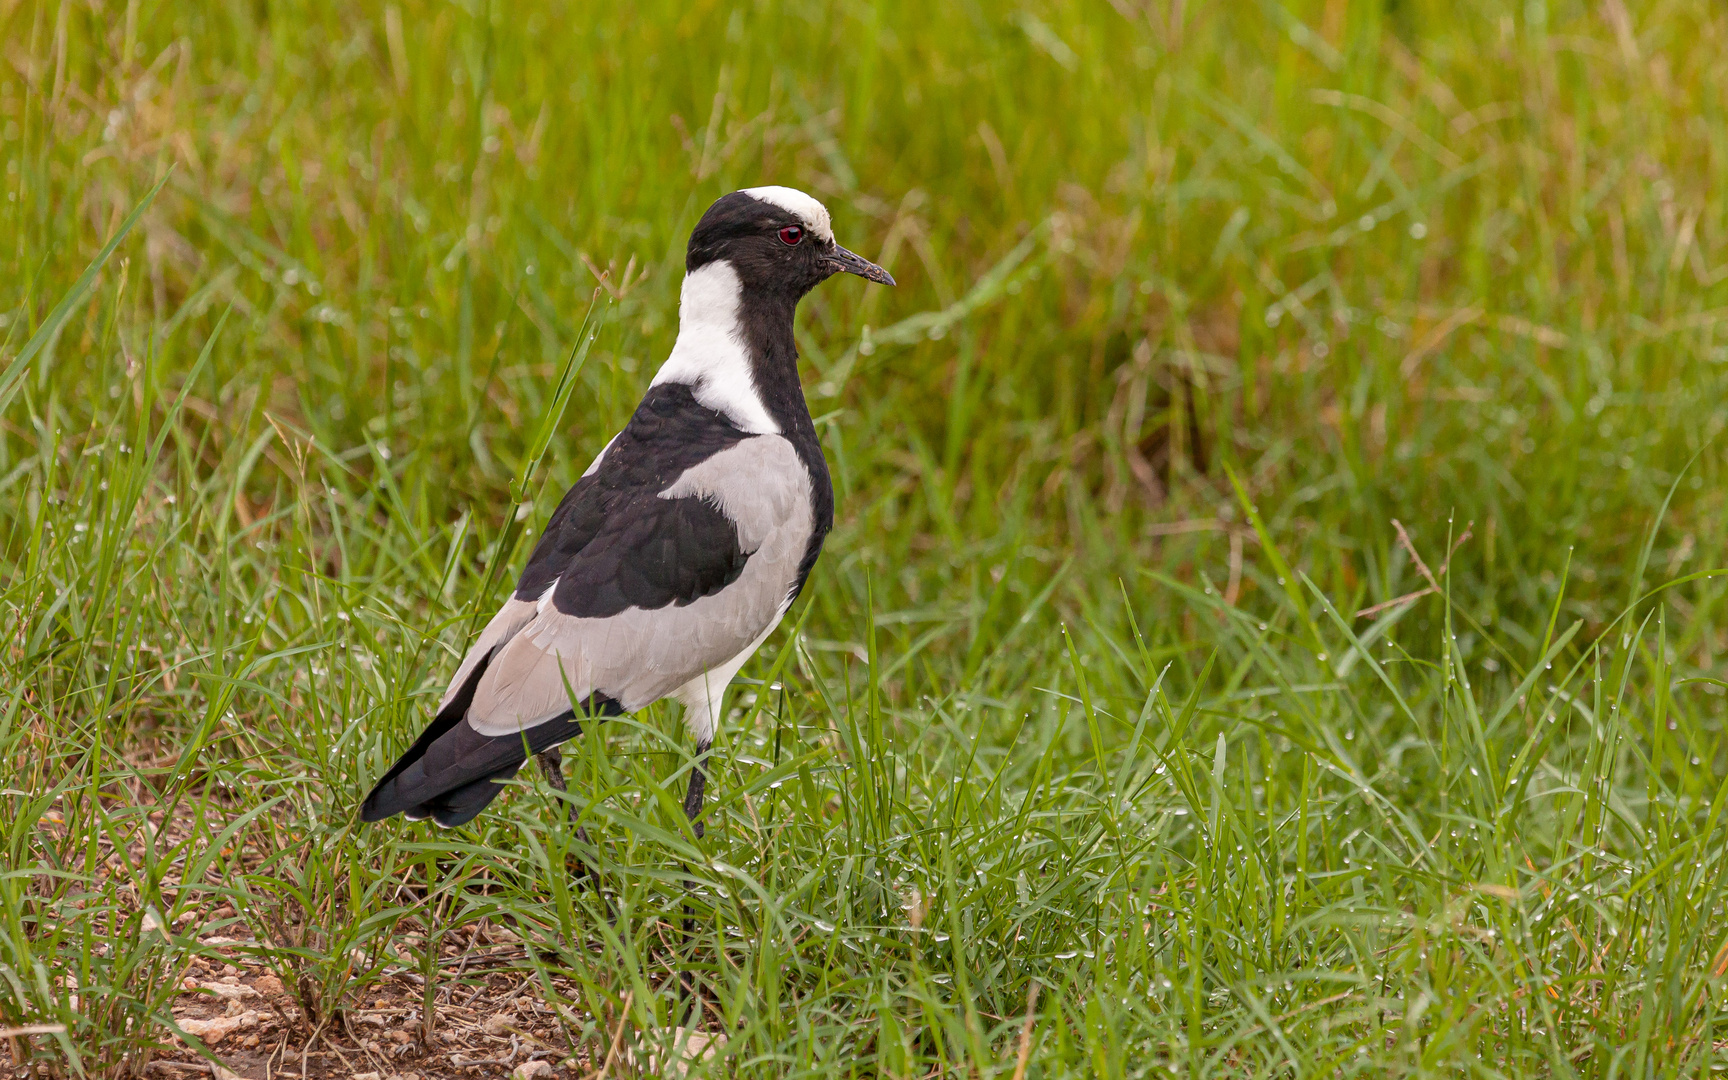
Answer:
3 0 1727 1074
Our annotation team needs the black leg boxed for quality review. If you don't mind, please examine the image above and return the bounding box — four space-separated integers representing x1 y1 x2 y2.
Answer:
682 739 710 839
537 747 597 888
679 739 712 1011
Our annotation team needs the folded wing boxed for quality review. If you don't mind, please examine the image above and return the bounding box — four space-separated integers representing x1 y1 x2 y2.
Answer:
361 427 812 827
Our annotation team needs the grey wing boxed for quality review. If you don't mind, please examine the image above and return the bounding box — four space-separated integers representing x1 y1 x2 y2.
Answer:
466 436 813 736
437 597 539 712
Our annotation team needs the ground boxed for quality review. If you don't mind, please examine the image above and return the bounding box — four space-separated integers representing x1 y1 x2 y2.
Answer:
156 926 581 1079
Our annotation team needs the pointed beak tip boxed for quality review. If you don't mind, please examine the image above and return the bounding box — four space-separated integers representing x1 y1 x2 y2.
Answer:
829 245 895 287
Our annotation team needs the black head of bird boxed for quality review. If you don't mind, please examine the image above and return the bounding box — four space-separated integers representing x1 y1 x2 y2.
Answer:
361 187 891 839
686 186 897 300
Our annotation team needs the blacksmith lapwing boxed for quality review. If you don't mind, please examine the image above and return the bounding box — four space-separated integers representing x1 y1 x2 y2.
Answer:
361 188 893 852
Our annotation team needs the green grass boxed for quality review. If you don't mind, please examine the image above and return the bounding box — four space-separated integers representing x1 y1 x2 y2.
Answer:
4 0 1728 1074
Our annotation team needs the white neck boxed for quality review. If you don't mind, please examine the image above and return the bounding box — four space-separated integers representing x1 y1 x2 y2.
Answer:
649 261 778 435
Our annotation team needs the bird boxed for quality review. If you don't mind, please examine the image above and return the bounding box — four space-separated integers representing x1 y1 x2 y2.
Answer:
360 187 893 854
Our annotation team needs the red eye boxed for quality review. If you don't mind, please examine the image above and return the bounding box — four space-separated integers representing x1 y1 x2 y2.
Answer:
778 225 804 245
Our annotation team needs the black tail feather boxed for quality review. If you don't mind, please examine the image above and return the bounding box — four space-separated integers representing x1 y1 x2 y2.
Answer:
361 687 623 825
361 647 495 820
422 765 521 828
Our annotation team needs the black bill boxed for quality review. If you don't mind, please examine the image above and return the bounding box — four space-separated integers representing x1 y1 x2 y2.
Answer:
825 244 896 286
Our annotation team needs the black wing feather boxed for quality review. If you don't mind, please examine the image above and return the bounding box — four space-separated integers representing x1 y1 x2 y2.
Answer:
361 690 622 825
551 492 748 617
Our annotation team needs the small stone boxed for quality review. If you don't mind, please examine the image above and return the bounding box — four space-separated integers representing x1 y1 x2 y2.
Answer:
195 980 258 1001
353 1073 382 1080
511 1061 554 1080
176 1010 260 1046
626 1027 725 1078
388 1029 413 1044
254 974 285 995
678 1029 725 1062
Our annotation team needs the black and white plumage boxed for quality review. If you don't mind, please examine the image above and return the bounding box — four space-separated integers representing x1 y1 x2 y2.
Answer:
361 187 893 832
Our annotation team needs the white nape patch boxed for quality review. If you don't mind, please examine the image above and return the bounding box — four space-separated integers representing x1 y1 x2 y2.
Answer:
649 261 778 434
581 434 618 477
740 186 833 242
